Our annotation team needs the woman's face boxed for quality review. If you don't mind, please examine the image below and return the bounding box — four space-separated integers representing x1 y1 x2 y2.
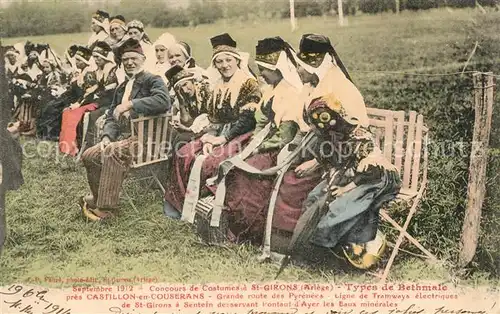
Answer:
297 63 316 84
110 24 126 40
127 28 142 41
91 20 101 33
214 53 239 79
93 54 106 68
258 65 282 86
6 54 17 65
42 63 52 74
178 80 196 98
167 45 188 67
75 59 87 70
155 45 168 63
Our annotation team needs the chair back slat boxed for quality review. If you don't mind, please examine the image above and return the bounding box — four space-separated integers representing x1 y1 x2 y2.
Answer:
161 114 171 158
402 111 417 191
383 111 394 160
394 111 405 174
367 108 428 198
410 114 424 192
130 113 172 168
153 116 163 161
137 120 145 164
146 118 154 162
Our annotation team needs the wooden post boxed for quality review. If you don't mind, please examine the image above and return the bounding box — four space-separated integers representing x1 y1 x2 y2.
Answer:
338 0 344 26
289 0 296 32
0 41 7 255
395 0 400 14
458 72 495 267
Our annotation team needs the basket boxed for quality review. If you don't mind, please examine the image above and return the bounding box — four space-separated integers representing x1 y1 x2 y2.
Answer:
193 196 229 245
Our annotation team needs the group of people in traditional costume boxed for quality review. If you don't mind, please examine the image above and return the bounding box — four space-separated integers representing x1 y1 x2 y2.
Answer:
3 9 402 270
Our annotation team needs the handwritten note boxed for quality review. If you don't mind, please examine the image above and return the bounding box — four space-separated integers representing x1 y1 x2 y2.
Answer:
1 284 72 314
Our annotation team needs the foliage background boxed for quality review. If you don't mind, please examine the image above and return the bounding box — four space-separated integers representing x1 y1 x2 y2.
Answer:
1 0 499 37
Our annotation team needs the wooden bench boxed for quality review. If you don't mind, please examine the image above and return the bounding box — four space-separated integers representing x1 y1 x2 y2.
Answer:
366 107 437 282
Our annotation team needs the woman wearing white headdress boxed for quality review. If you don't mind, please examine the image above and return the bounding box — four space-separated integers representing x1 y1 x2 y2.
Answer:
196 36 307 240
153 32 177 85
166 41 208 82
108 15 129 50
88 10 111 48
60 41 119 156
126 20 155 72
163 33 262 219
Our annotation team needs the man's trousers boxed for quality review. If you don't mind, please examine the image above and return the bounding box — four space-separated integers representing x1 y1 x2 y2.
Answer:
81 137 138 208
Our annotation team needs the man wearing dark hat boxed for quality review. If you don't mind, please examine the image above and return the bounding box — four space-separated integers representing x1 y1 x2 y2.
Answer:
1 46 24 255
79 38 170 221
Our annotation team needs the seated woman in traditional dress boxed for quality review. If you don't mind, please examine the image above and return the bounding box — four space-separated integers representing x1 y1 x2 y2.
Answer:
126 20 155 71
266 34 370 247
5 46 21 82
164 41 209 107
285 86 401 269
108 15 128 50
163 33 261 219
31 59 64 109
153 32 177 84
4 46 22 108
88 10 111 48
167 41 208 81
165 65 211 153
37 46 94 141
59 41 118 156
197 36 305 243
11 43 45 136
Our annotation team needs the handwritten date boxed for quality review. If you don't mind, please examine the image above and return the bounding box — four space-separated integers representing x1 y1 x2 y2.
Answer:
1 284 72 314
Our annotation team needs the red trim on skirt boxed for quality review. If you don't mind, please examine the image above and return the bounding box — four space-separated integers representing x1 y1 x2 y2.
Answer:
59 103 98 156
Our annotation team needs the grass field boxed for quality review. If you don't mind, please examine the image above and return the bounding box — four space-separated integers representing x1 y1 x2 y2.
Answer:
1 8 499 287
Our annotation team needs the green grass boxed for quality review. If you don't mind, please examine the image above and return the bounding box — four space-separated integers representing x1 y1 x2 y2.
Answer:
2 8 500 286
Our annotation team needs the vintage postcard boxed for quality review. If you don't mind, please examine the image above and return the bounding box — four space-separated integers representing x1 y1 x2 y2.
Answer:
0 0 498 313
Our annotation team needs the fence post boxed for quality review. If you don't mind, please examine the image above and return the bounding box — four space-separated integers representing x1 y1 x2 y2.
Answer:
289 0 297 32
458 72 495 267
0 41 7 255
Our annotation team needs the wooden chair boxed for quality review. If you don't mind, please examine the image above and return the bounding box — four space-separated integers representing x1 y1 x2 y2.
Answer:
123 113 173 210
366 107 437 282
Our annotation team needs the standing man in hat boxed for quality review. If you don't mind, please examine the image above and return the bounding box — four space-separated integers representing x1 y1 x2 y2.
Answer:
1 45 24 255
79 38 170 221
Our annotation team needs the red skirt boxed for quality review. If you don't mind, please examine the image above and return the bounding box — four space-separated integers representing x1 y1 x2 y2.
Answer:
272 166 323 232
59 103 98 156
163 132 253 212
206 151 279 241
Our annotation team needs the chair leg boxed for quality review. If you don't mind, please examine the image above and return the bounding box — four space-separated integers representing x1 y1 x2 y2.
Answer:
380 210 437 262
121 185 139 213
380 187 427 282
150 169 166 195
